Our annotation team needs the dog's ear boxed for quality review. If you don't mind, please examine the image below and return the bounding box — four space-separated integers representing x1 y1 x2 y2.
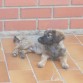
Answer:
44 30 48 35
51 30 56 35
13 36 20 43
54 31 65 43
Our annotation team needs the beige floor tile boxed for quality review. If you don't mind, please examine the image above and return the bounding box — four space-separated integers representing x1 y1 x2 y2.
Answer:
9 70 36 83
39 81 63 83
54 55 78 70
1 38 15 53
59 70 83 83
77 61 83 72
76 35 83 43
0 48 4 61
64 35 79 44
28 53 61 81
0 62 9 82
1 35 83 83
65 44 83 60
5 53 31 70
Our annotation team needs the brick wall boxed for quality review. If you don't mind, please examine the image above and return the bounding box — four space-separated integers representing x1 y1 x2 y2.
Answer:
0 0 83 31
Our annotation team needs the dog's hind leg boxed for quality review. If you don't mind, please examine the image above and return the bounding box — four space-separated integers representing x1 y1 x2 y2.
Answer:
38 54 49 68
59 53 69 69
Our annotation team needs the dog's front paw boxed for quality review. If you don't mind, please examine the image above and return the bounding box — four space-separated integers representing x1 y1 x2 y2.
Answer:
12 51 18 57
12 53 17 57
62 64 69 69
38 62 45 68
12 49 18 57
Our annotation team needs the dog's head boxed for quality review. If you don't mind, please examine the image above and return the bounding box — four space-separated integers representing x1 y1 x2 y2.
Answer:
38 30 65 45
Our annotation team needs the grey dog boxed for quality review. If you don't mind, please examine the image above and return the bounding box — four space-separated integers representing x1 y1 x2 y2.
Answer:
12 30 69 69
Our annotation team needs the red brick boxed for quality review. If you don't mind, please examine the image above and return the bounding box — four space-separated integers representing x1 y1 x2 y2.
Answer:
72 0 83 5
38 20 68 30
0 22 3 31
39 0 53 5
70 19 83 29
0 8 18 19
39 0 69 6
54 0 69 5
21 8 51 18
5 0 37 6
0 0 2 6
54 7 83 18
5 20 36 31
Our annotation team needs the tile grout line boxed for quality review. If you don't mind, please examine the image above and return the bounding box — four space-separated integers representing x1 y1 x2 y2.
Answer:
0 39 12 83
76 34 83 36
66 50 83 73
38 80 62 83
0 82 11 83
72 33 83 45
51 61 66 83
26 54 39 83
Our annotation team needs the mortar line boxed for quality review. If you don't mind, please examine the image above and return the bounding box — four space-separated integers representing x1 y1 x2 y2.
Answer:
35 0 39 30
37 0 39 7
2 0 5 7
70 0 72 6
2 20 5 31
18 8 21 19
47 2 54 20
68 19 70 30
0 5 83 8
0 40 11 83
0 17 83 21
36 19 38 30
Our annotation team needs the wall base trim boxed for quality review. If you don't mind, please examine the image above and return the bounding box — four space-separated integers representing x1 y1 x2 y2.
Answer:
0 29 83 38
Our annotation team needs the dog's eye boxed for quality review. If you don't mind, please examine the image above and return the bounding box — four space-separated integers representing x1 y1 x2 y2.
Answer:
47 35 52 39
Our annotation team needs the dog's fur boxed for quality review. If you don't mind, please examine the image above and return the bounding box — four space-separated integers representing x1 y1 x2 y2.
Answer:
12 30 69 69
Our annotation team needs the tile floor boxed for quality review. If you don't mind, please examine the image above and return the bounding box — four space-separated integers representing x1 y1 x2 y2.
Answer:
0 34 83 83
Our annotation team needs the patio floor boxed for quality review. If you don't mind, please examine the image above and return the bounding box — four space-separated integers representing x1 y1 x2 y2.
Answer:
0 34 83 83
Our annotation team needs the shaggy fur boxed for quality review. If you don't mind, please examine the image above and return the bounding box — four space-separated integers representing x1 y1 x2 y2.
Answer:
12 30 69 69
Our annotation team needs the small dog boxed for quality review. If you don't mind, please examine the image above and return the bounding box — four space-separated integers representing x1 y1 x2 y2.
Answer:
12 30 69 69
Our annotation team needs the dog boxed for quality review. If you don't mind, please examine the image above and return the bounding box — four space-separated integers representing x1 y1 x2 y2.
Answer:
12 30 69 69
